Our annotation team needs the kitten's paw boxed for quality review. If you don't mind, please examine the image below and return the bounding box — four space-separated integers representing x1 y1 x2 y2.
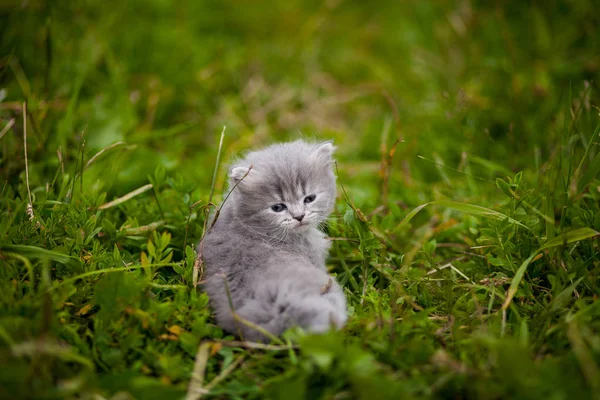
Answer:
296 297 347 333
308 308 347 333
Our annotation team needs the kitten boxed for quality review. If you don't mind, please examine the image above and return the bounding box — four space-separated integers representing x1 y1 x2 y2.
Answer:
199 140 347 342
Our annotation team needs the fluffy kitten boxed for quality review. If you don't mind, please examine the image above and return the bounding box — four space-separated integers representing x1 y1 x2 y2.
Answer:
199 140 347 342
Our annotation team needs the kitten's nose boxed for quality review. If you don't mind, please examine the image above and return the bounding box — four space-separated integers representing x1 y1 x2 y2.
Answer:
294 214 305 222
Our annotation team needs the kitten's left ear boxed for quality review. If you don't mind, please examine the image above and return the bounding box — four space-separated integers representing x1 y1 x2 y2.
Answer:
229 166 251 184
313 141 335 163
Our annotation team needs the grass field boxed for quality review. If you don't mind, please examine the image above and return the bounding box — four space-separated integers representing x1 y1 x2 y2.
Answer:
1 1 600 399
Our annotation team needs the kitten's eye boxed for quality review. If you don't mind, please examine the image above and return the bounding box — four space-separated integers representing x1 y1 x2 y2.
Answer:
271 203 287 212
304 194 316 204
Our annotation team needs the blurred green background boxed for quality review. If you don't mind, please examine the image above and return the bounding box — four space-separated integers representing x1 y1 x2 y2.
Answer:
2 0 598 199
1 0 600 399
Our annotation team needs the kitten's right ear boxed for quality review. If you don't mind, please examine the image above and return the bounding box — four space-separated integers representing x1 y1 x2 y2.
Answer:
228 166 251 184
313 141 335 164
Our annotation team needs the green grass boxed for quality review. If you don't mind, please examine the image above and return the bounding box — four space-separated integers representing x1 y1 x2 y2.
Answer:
1 1 600 399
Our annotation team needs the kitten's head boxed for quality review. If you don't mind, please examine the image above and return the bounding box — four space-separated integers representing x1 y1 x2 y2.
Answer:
227 140 336 234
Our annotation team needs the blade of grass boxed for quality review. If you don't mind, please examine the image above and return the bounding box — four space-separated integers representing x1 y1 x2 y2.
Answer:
97 184 153 210
11 338 94 370
46 262 179 292
208 126 226 204
540 228 599 249
575 151 600 198
0 117 14 139
0 244 80 267
502 228 599 311
571 124 600 190
203 354 245 393
186 342 213 400
121 220 166 235
83 141 132 171
395 199 530 232
417 155 494 183
567 321 600 397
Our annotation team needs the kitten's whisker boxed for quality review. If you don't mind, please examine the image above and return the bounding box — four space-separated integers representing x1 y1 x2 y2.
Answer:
268 227 287 247
239 221 277 239
271 231 288 248
240 221 290 247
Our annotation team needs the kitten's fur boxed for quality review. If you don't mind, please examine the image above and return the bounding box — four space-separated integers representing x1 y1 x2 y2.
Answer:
200 140 347 342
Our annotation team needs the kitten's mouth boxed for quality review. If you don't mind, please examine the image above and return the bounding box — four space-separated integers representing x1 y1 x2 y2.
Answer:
294 222 310 230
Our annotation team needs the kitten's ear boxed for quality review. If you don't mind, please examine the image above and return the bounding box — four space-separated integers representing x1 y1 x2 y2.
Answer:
313 141 335 163
228 166 251 184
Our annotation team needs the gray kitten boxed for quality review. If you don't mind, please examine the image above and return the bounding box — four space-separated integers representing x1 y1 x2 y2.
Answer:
199 140 347 342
